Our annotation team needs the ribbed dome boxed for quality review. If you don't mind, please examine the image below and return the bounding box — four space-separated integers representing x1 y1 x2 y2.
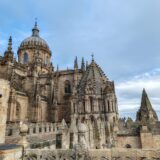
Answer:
19 23 50 51
20 36 49 49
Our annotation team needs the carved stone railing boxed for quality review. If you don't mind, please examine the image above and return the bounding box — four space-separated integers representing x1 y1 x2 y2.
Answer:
23 148 160 160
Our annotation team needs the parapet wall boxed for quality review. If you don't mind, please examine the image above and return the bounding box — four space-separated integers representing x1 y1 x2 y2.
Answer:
5 123 56 149
25 148 160 160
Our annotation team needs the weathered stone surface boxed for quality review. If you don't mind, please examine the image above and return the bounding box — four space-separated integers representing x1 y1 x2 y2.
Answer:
24 148 160 160
0 23 160 159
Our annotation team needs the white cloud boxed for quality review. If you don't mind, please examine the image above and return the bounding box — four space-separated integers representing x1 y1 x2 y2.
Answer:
116 68 160 111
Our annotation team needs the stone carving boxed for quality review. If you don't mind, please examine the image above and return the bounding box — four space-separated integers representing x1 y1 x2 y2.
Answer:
0 22 160 160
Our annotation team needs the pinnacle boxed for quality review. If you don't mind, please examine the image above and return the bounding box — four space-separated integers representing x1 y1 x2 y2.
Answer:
8 36 12 51
141 88 152 110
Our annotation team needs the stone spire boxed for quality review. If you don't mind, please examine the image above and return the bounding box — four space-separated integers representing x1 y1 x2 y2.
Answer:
86 61 88 69
57 64 59 72
8 36 12 51
81 57 85 72
91 53 94 62
136 89 158 122
4 36 14 62
32 20 39 37
74 56 78 70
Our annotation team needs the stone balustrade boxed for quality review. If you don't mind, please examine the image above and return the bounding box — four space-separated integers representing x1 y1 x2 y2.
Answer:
6 122 55 136
24 148 160 160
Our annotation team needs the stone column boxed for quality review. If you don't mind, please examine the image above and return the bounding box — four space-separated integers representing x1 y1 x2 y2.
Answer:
0 79 10 143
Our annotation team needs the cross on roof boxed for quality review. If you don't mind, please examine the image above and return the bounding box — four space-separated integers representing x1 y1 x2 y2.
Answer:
91 53 94 61
35 17 38 26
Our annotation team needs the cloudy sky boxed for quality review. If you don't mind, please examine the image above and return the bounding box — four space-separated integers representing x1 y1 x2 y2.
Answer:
0 0 160 119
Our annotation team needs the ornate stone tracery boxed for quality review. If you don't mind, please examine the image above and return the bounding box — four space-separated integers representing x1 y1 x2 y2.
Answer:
0 23 160 160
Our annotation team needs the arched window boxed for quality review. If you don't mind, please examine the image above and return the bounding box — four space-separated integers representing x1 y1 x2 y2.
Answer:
45 56 48 65
64 80 71 94
33 128 36 134
108 100 110 112
73 103 76 113
90 97 93 112
23 52 28 64
83 101 85 113
8 129 12 136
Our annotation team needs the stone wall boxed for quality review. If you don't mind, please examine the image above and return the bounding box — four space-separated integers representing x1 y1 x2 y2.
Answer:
5 122 56 149
0 79 10 143
140 128 160 149
16 94 29 121
24 148 160 160
117 135 141 148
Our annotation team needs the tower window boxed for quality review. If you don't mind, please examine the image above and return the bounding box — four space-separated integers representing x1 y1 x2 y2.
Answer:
23 52 28 64
33 128 36 134
73 103 76 113
90 97 93 112
83 101 85 112
108 100 110 112
45 56 48 65
64 80 71 94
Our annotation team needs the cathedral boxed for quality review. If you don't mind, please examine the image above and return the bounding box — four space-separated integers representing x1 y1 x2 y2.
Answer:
0 22 160 159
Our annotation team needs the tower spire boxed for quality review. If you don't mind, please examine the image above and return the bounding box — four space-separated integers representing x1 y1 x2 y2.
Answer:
86 61 88 68
57 64 59 71
35 17 38 27
81 57 85 71
136 88 158 122
74 56 78 70
4 36 14 62
8 36 12 51
91 53 94 62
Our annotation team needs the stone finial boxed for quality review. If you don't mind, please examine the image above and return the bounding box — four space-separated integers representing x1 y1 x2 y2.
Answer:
81 57 85 72
86 61 88 68
91 53 94 62
4 36 14 62
74 56 78 70
56 64 58 71
8 36 12 51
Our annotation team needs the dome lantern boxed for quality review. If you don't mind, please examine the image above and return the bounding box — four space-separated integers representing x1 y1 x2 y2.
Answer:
32 21 39 37
18 22 52 68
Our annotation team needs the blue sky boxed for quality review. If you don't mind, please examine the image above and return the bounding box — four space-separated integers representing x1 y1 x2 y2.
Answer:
0 0 160 119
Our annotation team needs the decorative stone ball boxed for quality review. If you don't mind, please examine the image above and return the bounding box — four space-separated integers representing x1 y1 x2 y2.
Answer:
20 123 28 136
78 123 87 133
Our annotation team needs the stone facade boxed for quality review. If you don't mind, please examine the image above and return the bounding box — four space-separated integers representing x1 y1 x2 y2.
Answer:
0 23 160 159
24 148 160 160
0 79 10 143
